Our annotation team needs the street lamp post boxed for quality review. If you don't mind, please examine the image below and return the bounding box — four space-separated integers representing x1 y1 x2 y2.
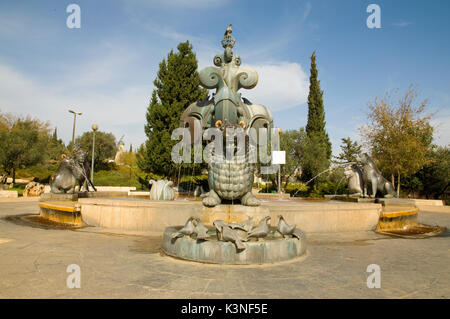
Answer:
69 109 82 148
91 124 98 183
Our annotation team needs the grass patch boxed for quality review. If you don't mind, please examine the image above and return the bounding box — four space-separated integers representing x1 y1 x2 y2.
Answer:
9 184 26 196
93 167 142 188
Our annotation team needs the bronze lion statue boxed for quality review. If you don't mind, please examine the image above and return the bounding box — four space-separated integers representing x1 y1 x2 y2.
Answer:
50 147 96 194
358 153 397 198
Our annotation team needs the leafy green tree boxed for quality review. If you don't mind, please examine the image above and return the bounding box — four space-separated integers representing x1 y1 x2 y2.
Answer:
45 127 67 164
0 112 11 183
279 128 306 190
261 128 306 192
300 133 331 186
0 115 49 183
359 85 434 196
74 131 117 169
119 149 137 179
301 52 331 185
334 137 362 164
138 41 207 181
401 175 423 198
0 112 14 134
413 146 449 199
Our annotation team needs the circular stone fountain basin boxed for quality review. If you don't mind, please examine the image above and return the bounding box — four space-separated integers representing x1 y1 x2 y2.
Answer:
78 198 382 233
162 226 307 265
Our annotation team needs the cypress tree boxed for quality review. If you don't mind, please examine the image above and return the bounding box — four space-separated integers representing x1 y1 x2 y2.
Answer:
305 52 331 158
138 41 208 180
52 127 58 141
301 52 332 186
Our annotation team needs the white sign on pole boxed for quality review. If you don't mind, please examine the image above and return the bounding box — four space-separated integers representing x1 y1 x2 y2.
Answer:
272 151 286 165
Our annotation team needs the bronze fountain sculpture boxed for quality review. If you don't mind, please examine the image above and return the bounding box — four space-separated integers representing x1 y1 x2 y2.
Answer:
343 153 397 198
358 153 397 198
50 146 96 194
180 25 273 207
162 26 307 264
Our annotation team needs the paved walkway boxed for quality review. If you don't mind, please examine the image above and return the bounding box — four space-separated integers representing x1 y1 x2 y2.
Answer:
0 200 449 298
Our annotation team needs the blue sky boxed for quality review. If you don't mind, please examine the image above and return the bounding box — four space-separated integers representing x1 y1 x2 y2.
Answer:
0 0 449 156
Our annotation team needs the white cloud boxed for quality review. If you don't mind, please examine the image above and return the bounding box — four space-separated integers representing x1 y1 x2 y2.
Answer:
0 59 310 149
240 62 309 112
303 2 312 21
431 116 450 147
61 48 141 89
0 60 150 150
0 11 57 40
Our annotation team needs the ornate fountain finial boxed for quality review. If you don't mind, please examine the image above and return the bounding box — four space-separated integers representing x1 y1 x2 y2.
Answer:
225 24 232 36
221 24 235 49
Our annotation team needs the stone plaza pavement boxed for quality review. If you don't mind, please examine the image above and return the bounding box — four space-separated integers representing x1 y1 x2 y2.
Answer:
0 199 449 299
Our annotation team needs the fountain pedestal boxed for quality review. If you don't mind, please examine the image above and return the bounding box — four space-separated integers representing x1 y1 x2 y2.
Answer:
162 226 307 265
201 204 270 224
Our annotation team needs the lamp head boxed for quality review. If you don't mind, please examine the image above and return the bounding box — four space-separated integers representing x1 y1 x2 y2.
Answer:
69 109 82 115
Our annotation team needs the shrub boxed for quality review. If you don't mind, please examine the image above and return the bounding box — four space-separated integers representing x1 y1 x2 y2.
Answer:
9 184 26 196
309 180 348 198
16 164 57 184
285 183 309 196
178 175 208 192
